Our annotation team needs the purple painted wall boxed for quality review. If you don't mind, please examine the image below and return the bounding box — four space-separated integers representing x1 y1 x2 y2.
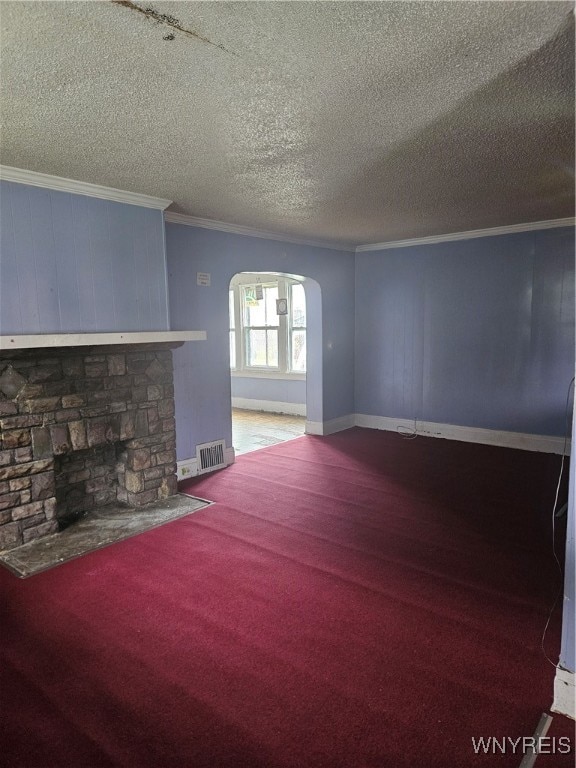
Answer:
355 227 575 436
231 376 306 405
165 223 355 459
0 181 169 334
561 399 575 673
1 179 573 675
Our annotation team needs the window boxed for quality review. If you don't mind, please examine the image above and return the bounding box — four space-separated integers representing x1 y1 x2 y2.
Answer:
243 283 279 368
229 276 306 376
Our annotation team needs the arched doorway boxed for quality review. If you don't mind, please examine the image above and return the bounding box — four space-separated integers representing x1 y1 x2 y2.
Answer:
228 272 310 454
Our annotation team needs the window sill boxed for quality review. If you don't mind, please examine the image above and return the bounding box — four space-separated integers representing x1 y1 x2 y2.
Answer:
231 370 306 381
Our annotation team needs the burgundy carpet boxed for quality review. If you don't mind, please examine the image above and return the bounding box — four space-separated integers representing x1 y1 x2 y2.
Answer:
1 428 573 767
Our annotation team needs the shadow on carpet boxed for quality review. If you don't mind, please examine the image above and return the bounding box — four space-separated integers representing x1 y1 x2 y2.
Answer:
0 493 212 578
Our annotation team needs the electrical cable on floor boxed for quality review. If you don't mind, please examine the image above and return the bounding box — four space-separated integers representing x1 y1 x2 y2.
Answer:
397 414 419 439
540 376 574 669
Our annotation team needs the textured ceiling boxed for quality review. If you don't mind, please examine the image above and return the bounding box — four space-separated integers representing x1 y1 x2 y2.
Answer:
1 1 574 246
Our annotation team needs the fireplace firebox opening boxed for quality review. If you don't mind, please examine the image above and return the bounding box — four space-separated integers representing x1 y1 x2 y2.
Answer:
0 342 181 550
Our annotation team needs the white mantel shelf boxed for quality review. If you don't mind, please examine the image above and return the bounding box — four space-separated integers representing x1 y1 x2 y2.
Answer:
0 331 206 350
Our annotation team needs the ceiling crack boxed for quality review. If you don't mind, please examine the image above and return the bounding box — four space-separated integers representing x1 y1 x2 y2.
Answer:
111 0 237 56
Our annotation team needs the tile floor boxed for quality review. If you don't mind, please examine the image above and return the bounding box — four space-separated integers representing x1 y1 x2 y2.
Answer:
232 408 306 456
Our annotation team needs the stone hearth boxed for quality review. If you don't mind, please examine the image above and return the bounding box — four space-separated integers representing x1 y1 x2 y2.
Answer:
0 343 181 550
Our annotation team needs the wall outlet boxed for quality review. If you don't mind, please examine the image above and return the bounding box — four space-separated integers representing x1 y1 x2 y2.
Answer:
177 460 197 480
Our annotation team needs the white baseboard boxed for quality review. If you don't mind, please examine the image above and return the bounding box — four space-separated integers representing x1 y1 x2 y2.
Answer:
231 397 306 417
177 446 235 480
552 668 575 720
179 417 567 474
305 414 356 436
354 414 570 455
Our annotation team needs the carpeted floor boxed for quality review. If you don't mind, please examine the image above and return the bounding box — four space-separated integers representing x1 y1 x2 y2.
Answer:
0 428 573 767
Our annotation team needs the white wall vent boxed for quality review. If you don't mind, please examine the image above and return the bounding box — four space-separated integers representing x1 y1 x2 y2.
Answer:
196 440 226 474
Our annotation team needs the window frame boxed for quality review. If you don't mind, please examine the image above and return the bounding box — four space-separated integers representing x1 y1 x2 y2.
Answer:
229 276 306 380
229 288 237 371
288 282 307 374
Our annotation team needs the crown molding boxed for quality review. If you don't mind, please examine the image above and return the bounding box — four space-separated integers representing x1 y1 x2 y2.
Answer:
167 211 575 252
164 211 355 252
1 166 572 247
355 218 576 252
0 166 172 210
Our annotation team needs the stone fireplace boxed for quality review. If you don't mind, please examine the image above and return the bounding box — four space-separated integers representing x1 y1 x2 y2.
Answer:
0 337 191 550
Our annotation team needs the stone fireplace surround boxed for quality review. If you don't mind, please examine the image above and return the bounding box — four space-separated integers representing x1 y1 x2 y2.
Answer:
0 336 196 551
